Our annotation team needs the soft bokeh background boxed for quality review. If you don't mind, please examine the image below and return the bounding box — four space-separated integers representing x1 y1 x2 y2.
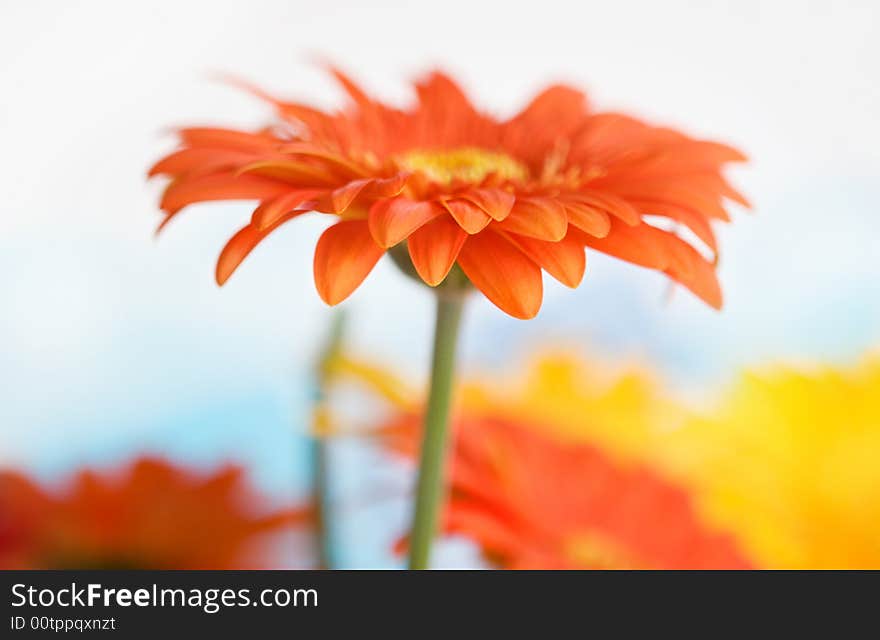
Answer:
2 0 878 567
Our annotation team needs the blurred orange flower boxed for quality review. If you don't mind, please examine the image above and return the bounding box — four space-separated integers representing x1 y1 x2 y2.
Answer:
332 352 752 568
383 413 751 569
0 457 305 569
149 68 747 318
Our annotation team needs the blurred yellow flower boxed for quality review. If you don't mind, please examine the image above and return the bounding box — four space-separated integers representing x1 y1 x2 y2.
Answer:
332 349 684 460
456 351 685 462
665 354 880 569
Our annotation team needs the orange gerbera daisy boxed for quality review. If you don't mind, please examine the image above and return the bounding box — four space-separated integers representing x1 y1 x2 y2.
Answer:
382 412 752 570
0 457 305 569
149 68 747 318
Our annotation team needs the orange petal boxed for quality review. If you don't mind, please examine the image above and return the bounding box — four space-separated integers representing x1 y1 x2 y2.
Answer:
313 220 385 305
330 179 371 213
499 197 568 241
665 247 723 310
573 191 640 226
368 198 443 248
629 200 718 252
511 85 587 124
609 183 730 221
658 233 723 308
457 232 543 319
503 86 589 168
215 212 304 285
276 142 369 177
251 190 321 230
177 127 278 152
367 172 410 198
407 216 468 286
237 160 337 186
460 189 515 221
415 72 477 119
580 221 722 308
580 220 670 270
160 173 290 215
311 174 409 215
148 148 255 178
504 231 586 288
324 65 379 114
442 199 492 234
563 201 611 238
719 177 751 208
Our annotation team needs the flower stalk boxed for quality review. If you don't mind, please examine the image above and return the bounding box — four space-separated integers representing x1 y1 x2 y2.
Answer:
408 292 465 569
311 311 347 569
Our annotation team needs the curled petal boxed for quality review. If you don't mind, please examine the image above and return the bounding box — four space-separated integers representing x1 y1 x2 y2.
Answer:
407 216 468 286
216 212 305 285
368 172 410 197
573 191 640 226
580 220 670 270
368 198 443 248
330 179 372 213
457 232 543 319
563 201 611 238
160 173 290 215
460 189 515 221
499 197 568 241
317 173 409 215
504 231 586 288
442 199 492 234
314 220 385 305
251 190 322 230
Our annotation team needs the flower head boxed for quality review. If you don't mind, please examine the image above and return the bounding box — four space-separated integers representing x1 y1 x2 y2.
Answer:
150 69 747 318
0 457 304 569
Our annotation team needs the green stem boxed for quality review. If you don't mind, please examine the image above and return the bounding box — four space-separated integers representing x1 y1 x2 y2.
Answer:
408 293 465 569
312 311 347 570
311 437 333 569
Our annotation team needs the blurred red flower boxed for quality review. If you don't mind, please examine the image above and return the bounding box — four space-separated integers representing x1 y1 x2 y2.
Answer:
0 457 307 569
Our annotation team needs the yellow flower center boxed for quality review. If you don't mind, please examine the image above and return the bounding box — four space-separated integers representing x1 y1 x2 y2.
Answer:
397 147 528 184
